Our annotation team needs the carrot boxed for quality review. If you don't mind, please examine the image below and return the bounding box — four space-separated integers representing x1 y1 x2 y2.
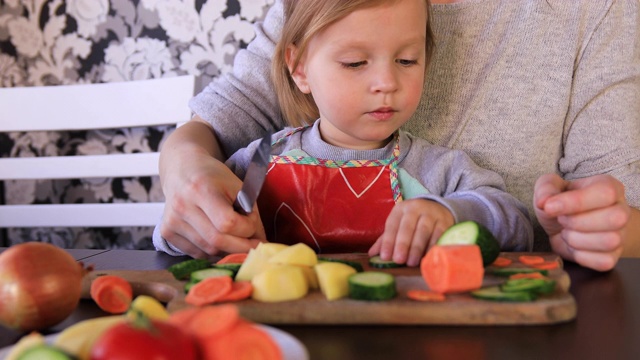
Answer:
530 261 560 270
491 256 512 267
518 255 545 265
217 253 248 264
90 275 133 314
185 276 233 306
200 320 282 360
509 272 548 280
216 281 253 302
406 289 446 302
420 245 484 294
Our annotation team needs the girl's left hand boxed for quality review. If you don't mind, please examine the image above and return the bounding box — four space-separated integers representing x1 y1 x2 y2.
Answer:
368 199 454 267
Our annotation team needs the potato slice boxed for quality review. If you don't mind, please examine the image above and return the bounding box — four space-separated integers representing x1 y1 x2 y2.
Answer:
235 248 272 281
255 242 289 257
268 243 317 267
315 262 357 301
251 265 309 302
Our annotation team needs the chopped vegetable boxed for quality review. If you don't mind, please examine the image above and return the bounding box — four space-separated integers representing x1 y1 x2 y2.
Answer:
315 262 357 301
90 275 133 314
508 272 548 280
127 295 169 321
368 255 405 269
14 344 74 360
406 289 446 302
251 265 309 302
190 268 234 282
437 221 500 266
421 245 484 294
200 320 282 360
488 267 549 277
217 281 254 302
491 256 513 267
185 276 233 306
317 257 364 272
170 305 241 340
471 286 537 302
348 271 397 301
217 253 248 264
530 261 560 270
167 258 211 280
518 255 545 265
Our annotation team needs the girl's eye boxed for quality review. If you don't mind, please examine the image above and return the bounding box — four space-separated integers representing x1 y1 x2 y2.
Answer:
397 59 419 66
340 61 367 69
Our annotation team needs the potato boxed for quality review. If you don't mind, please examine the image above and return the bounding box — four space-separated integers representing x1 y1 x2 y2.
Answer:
315 262 357 301
251 265 309 302
268 243 318 267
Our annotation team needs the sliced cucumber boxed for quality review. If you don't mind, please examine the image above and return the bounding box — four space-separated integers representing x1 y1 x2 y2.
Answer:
17 345 75 360
348 271 397 301
471 286 537 302
488 268 549 277
167 258 211 280
368 255 405 269
317 257 364 272
437 221 500 266
184 280 198 293
190 268 234 282
501 278 556 295
213 263 243 276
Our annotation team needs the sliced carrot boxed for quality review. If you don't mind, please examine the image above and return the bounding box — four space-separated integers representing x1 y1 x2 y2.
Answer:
216 281 253 302
421 245 484 294
200 320 282 360
509 272 548 280
90 275 133 314
530 261 560 270
491 256 512 267
185 305 241 340
169 306 202 326
518 255 545 265
217 253 248 264
406 289 446 302
185 276 233 306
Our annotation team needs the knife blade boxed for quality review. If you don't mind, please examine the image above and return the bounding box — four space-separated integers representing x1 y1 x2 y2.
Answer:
233 131 272 215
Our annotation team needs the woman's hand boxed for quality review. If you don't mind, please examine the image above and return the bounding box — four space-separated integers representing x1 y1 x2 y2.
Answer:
158 120 266 258
368 199 454 267
534 173 634 271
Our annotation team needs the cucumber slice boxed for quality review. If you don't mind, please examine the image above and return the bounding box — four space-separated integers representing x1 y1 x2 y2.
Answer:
317 257 364 272
17 345 74 360
488 268 549 277
368 255 405 269
213 263 243 276
501 278 556 294
190 268 234 282
348 271 397 301
437 221 500 266
167 258 211 280
184 280 197 293
471 286 537 302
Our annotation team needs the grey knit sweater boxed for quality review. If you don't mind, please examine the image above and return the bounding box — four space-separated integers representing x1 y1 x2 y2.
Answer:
189 0 640 251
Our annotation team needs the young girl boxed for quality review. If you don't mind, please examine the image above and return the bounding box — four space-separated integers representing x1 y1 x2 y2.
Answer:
154 0 533 266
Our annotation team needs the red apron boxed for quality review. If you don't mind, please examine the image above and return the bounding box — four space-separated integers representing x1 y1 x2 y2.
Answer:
257 128 403 253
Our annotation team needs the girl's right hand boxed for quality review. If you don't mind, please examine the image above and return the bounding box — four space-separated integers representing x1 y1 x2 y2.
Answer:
158 121 266 259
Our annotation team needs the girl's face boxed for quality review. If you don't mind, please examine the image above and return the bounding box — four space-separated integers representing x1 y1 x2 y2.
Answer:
289 0 427 150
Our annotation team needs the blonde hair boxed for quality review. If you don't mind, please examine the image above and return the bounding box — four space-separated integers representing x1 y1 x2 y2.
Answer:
272 0 434 127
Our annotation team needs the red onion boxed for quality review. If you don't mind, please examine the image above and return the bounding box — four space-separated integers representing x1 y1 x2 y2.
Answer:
0 242 84 331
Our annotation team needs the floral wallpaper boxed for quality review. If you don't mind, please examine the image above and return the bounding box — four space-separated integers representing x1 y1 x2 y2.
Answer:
0 0 274 249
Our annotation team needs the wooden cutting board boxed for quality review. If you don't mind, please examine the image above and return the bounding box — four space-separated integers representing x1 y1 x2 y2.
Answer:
81 252 576 325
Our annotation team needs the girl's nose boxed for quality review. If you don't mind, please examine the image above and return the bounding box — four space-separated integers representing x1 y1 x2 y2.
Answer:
370 65 399 94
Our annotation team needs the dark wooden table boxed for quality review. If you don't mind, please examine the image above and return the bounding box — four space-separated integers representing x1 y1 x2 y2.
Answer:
1 249 639 359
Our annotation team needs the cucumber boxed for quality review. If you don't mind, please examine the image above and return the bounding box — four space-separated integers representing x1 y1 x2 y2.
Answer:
184 280 198 293
213 263 243 276
437 221 500 266
348 271 397 301
167 258 211 280
17 345 75 360
471 286 537 302
501 278 556 295
190 268 234 282
317 257 364 272
368 255 405 269
488 268 549 277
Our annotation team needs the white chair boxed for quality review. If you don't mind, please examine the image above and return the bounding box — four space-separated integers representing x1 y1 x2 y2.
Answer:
0 75 195 227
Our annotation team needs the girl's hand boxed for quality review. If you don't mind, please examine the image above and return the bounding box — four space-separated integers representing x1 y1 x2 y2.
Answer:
368 199 454 267
534 173 630 271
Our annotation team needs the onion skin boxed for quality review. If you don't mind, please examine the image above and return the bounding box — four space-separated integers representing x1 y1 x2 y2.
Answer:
0 242 84 331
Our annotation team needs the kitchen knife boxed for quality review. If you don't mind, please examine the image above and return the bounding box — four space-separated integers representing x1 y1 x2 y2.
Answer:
233 131 272 215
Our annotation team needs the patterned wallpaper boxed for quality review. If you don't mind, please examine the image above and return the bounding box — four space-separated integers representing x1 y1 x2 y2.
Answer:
0 0 274 248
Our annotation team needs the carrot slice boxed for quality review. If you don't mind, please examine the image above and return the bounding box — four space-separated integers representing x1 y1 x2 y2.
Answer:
509 272 548 280
421 245 484 294
407 289 446 302
217 253 248 264
518 255 545 265
185 276 233 306
201 320 282 360
530 261 560 270
90 275 133 314
216 281 253 302
169 306 202 326
491 256 512 267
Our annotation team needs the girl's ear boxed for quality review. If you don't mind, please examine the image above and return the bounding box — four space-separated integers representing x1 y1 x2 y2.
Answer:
286 45 311 94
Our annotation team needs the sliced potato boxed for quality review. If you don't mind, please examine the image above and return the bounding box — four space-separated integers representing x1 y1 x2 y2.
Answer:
235 248 271 281
315 262 357 301
251 265 309 302
53 315 125 360
255 242 289 257
268 243 318 267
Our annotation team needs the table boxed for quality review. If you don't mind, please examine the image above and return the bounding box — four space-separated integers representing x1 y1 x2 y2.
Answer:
1 249 639 359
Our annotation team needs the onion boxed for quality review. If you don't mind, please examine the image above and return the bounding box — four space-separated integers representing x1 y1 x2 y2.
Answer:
0 242 84 331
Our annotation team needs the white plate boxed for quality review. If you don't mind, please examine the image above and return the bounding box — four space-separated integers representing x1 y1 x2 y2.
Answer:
0 324 308 360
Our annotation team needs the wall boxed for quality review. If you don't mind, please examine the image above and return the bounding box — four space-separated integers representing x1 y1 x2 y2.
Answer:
0 0 274 248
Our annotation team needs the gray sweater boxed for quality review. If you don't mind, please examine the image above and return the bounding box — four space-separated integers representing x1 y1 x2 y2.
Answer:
189 0 640 251
225 121 534 251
